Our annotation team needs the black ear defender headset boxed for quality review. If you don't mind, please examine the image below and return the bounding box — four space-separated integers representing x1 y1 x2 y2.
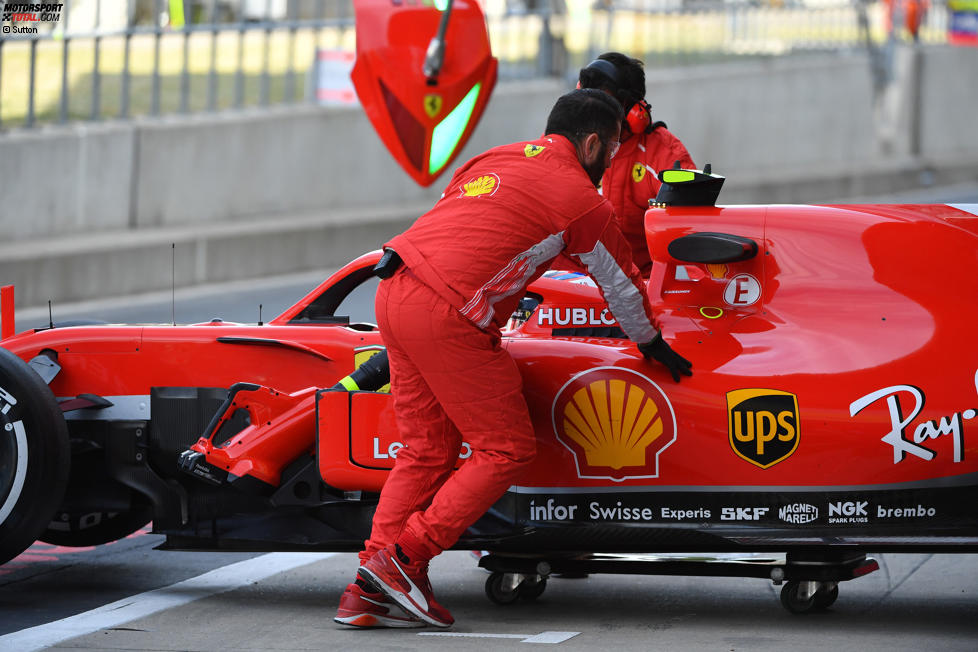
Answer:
577 58 653 135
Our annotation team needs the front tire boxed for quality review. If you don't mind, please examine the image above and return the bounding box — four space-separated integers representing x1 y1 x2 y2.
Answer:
0 348 71 565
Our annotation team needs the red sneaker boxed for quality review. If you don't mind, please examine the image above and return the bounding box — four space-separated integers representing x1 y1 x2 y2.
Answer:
358 545 455 628
334 582 424 629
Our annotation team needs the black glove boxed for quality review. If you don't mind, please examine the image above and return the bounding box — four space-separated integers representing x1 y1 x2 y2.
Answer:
637 332 692 382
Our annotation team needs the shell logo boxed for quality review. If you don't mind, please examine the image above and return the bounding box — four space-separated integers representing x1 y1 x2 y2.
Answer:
552 367 677 481
461 173 500 197
631 163 646 183
706 263 728 280
524 144 546 157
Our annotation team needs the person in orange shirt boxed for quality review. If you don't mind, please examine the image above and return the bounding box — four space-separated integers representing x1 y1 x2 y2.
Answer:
578 52 695 277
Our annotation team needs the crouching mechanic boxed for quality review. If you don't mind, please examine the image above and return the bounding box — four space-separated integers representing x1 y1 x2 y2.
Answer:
334 88 692 630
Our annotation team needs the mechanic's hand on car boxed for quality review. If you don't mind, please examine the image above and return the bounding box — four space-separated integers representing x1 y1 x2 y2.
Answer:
638 333 693 382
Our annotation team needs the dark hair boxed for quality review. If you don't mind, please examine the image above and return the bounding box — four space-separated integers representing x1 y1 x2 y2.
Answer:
578 52 646 108
545 89 624 148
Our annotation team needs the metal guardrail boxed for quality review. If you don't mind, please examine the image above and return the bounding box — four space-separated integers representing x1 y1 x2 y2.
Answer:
0 0 951 130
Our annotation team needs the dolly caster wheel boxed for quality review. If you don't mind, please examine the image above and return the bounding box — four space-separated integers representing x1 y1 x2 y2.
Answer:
485 572 548 605
519 576 547 602
780 580 838 614
813 583 839 610
486 572 521 605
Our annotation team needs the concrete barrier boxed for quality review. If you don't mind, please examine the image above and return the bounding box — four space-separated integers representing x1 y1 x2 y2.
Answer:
2 46 977 308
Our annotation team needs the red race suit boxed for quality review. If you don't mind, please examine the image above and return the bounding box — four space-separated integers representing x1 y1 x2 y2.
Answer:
361 134 661 563
600 125 694 276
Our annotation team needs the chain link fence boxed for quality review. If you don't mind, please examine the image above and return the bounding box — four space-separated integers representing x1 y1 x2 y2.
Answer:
0 0 953 129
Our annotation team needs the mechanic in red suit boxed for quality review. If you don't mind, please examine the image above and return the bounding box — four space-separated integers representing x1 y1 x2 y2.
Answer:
579 52 695 277
334 89 692 630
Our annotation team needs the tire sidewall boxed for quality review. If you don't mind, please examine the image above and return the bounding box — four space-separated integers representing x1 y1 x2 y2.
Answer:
0 347 70 565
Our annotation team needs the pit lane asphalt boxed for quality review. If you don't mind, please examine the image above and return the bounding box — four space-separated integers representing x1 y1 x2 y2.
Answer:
3 546 977 652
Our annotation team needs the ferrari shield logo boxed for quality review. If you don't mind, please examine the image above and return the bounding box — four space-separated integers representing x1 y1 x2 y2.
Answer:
553 367 677 481
423 94 443 118
632 163 646 182
727 389 799 469
524 144 546 158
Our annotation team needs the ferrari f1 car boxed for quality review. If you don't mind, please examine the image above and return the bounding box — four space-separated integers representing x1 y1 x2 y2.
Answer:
1 172 976 614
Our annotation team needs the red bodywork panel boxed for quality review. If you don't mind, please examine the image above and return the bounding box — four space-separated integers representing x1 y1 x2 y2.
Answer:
3 202 978 545
351 0 497 186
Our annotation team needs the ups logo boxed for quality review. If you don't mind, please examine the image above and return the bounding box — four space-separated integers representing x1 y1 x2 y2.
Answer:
727 389 799 469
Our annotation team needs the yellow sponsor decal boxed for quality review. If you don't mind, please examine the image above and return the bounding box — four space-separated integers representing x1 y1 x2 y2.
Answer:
524 144 546 158
662 169 695 184
354 346 390 393
461 173 500 197
706 263 728 280
727 389 799 469
631 162 646 182
423 94 443 118
553 367 676 481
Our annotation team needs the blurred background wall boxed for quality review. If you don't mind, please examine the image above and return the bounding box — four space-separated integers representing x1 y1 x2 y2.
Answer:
1 0 977 308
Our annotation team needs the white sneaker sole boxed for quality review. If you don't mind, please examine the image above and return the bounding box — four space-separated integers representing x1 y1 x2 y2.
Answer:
334 612 425 628
358 566 453 629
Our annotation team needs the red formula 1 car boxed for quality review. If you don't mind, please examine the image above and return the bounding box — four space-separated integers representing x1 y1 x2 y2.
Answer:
1 172 976 613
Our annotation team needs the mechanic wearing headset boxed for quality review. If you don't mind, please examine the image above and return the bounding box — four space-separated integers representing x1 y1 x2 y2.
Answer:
579 52 695 277
334 89 692 630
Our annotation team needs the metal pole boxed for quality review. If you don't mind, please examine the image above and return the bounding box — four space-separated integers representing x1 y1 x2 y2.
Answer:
0 40 4 130
60 0 71 123
235 12 244 107
181 0 190 113
92 0 101 120
260 0 271 105
27 38 37 127
207 0 218 111
285 2 296 102
121 1 131 118
152 0 162 115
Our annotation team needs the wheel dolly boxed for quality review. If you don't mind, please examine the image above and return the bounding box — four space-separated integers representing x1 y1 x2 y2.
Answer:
478 550 880 614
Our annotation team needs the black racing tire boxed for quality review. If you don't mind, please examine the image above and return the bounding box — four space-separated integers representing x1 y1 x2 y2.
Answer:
40 493 152 547
0 348 71 565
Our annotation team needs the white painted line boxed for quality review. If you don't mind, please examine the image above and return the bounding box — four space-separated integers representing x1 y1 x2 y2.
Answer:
0 552 334 652
523 631 581 644
420 631 581 644
420 633 528 639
